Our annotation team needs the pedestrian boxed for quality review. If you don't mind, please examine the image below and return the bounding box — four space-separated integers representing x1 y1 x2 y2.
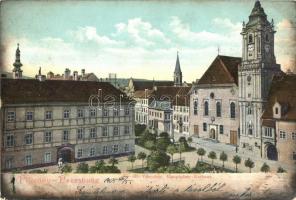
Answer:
10 175 15 194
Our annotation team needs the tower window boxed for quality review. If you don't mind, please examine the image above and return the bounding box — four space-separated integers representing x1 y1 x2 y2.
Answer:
275 107 279 114
248 34 253 43
266 34 269 42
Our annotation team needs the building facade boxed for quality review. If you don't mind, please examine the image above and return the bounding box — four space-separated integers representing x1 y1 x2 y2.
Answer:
238 0 281 156
1 78 135 171
189 55 241 145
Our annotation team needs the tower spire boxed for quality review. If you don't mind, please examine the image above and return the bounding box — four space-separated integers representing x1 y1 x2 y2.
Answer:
12 43 23 79
174 51 182 86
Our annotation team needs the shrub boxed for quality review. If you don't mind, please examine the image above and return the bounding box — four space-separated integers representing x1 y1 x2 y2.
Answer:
277 166 286 173
61 164 72 173
197 148 206 161
244 158 255 173
144 140 156 150
260 163 270 173
76 162 89 173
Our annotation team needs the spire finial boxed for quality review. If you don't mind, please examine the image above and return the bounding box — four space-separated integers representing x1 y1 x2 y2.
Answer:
217 45 220 55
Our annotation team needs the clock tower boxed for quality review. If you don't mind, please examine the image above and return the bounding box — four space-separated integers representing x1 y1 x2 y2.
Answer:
238 0 281 156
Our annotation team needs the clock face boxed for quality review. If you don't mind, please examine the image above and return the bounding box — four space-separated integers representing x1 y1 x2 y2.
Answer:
265 45 270 53
248 44 254 51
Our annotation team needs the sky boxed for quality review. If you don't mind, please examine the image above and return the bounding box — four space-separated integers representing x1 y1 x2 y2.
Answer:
0 0 295 82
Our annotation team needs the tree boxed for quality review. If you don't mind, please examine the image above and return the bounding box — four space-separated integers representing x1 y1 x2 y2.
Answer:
139 130 156 146
144 140 156 150
260 163 270 173
197 148 206 161
178 137 189 149
156 137 171 152
244 158 255 173
277 166 286 173
89 166 97 173
219 151 228 169
108 156 118 167
147 150 170 171
95 160 105 172
135 124 147 137
159 132 170 138
137 152 147 168
128 155 136 170
187 137 193 146
167 144 177 163
76 162 89 173
232 155 241 173
208 151 217 167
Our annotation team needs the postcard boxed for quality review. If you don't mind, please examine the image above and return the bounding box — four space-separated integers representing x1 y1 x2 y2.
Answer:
0 0 295 199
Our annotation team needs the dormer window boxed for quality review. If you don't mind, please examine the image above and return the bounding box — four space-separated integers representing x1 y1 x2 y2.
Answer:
275 107 278 115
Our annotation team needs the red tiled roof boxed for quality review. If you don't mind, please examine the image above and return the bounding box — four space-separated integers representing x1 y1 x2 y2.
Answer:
198 55 241 85
151 86 190 106
262 74 296 121
1 79 131 105
133 80 174 91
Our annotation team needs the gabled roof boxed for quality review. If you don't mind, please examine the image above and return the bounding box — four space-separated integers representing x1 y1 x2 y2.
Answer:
262 74 296 121
132 80 174 91
198 55 241 85
134 89 154 98
1 79 130 105
151 86 190 106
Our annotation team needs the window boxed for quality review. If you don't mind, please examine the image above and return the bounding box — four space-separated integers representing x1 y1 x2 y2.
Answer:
125 107 130 115
266 33 269 42
264 127 272 137
114 108 119 117
102 127 108 137
219 125 224 134
124 126 130 135
90 128 97 138
247 76 251 85
216 102 221 117
293 152 296 160
25 133 33 145
44 131 52 143
63 130 69 141
45 111 52 120
275 107 279 115
5 159 13 169
103 108 108 117
90 109 96 117
77 149 83 158
203 123 207 131
6 135 14 147
77 128 84 140
103 146 108 154
7 111 15 122
113 126 119 136
230 102 236 119
204 101 209 116
26 111 33 121
248 124 253 135
124 144 129 152
247 104 252 115
279 131 286 139
248 34 253 43
90 148 95 156
25 155 32 166
44 152 51 163
63 110 70 119
194 101 198 115
113 145 119 153
292 133 296 140
77 109 84 118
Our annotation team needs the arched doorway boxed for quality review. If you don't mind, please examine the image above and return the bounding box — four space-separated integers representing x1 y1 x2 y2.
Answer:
58 147 74 163
266 144 278 161
210 128 216 140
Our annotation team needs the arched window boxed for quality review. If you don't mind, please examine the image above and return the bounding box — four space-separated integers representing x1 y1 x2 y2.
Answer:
216 102 221 117
275 107 278 114
204 101 209 116
266 33 269 42
230 102 235 118
248 34 253 43
248 123 253 135
194 100 198 115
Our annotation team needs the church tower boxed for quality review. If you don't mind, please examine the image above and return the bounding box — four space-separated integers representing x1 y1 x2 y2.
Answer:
174 52 182 86
238 0 281 156
12 43 23 79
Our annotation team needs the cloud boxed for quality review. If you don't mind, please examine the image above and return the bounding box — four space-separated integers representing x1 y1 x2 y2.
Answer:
113 18 170 47
69 26 123 46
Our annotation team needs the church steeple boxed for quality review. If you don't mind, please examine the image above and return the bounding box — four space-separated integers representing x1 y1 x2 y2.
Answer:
12 43 23 79
174 51 182 86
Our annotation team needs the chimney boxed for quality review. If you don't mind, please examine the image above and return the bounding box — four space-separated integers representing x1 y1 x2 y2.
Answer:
73 71 78 80
64 68 71 79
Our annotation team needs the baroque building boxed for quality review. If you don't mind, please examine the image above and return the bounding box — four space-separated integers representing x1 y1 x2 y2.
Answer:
238 0 281 156
1 46 135 171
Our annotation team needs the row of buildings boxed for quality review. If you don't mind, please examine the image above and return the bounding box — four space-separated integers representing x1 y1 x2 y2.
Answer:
131 1 296 166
